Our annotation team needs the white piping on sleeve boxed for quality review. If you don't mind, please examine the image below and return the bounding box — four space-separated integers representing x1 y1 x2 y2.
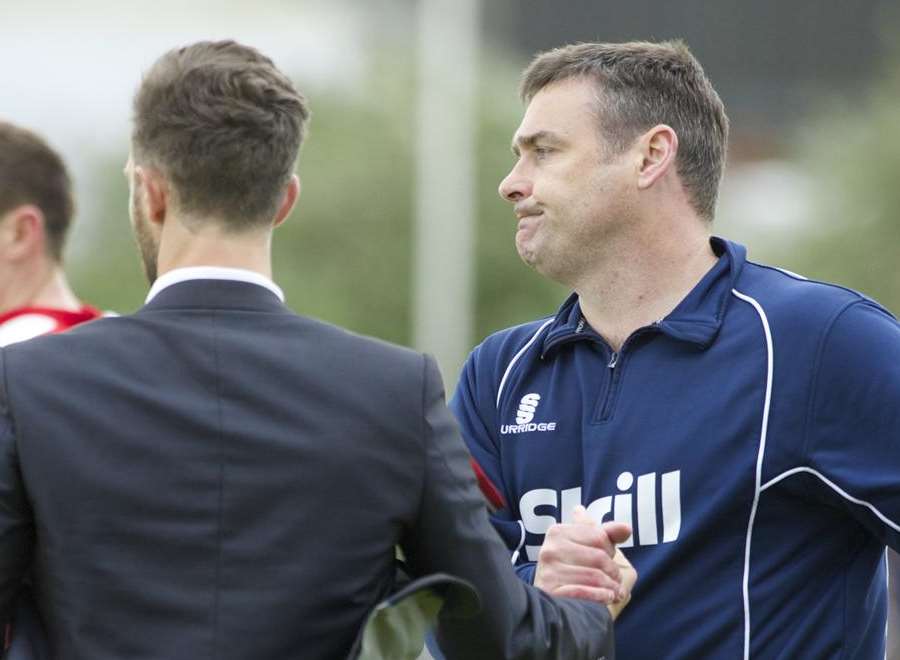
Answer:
732 289 775 660
510 520 526 565
760 467 900 534
885 549 890 660
496 319 554 408
773 266 808 281
762 467 899 659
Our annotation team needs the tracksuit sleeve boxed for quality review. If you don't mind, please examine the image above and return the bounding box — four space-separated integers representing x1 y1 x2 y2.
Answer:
805 300 900 547
402 354 614 660
0 352 33 621
450 349 536 583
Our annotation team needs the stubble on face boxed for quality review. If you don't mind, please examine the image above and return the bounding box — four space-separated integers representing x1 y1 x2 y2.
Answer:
509 79 635 288
129 183 159 285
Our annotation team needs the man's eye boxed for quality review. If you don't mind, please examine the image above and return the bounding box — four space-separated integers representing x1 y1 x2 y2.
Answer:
535 147 552 157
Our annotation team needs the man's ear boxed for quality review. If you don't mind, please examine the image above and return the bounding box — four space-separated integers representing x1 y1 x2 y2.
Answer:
273 174 300 228
134 165 169 226
636 124 678 190
0 205 45 262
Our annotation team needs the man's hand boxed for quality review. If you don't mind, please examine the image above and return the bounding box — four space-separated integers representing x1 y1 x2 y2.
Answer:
604 547 637 620
534 505 636 619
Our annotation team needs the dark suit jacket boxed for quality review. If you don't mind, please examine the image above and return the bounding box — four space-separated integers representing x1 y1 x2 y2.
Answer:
0 279 613 660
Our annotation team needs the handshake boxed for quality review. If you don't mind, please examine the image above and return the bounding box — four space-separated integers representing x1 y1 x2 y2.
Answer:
533 505 637 620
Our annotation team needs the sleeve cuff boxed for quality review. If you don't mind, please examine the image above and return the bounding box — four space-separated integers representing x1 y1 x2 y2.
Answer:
514 562 537 585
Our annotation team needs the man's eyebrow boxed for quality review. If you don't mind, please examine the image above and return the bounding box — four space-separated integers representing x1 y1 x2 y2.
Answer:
510 130 564 155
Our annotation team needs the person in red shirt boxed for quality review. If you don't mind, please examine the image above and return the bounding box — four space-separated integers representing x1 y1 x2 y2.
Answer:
0 121 101 347
0 121 101 659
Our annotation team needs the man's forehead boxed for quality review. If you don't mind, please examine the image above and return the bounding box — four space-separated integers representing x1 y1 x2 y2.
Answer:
515 78 598 136
531 75 599 103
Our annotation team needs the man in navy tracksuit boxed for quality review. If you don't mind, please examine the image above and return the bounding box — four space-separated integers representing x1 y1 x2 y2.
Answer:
451 40 900 658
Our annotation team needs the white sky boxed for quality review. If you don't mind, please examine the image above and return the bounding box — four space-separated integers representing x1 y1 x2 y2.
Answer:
0 0 369 230
1 0 366 147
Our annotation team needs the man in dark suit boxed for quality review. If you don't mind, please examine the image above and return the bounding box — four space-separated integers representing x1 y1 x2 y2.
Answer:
0 41 634 659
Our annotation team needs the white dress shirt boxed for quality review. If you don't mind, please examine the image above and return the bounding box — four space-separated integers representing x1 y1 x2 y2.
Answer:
145 266 285 303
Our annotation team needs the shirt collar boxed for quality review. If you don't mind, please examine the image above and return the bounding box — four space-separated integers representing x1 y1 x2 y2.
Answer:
541 236 747 356
145 266 284 304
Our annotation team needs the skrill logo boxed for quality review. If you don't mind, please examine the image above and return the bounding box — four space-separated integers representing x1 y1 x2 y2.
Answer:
519 470 681 560
500 393 557 434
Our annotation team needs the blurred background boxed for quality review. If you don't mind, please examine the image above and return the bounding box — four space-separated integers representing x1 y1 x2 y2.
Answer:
3 0 899 655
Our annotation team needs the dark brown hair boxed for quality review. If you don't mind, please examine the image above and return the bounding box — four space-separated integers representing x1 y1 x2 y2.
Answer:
0 122 74 261
132 40 310 230
521 40 728 220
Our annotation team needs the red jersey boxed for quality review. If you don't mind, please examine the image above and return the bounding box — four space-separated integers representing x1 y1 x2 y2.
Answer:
0 305 102 347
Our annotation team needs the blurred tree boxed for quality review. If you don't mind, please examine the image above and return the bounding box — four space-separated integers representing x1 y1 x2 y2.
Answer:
779 48 900 315
66 54 569 355
273 83 416 347
69 160 147 315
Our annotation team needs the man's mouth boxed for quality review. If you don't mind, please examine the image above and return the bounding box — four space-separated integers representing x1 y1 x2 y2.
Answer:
517 211 542 230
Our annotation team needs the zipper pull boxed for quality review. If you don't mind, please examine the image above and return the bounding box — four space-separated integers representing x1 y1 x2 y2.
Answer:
608 351 619 369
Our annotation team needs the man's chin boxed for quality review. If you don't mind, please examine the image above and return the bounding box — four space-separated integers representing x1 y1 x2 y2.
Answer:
516 239 537 264
518 249 569 285
516 245 543 271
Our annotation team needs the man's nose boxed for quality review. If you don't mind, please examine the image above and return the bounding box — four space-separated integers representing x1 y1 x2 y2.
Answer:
498 163 532 203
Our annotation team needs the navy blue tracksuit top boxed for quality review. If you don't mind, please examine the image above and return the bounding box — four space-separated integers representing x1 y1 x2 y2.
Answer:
451 237 900 659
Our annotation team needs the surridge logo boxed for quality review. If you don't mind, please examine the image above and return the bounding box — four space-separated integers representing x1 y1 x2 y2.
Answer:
516 393 541 424
501 392 557 434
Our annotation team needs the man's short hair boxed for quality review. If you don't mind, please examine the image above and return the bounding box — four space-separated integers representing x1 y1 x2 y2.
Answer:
0 122 74 261
521 40 729 221
132 40 310 230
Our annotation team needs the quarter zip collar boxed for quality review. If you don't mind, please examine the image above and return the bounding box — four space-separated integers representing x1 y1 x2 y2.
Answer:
541 236 746 358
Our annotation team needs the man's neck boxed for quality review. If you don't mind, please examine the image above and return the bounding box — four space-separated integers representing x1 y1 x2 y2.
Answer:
574 228 718 352
156 221 274 280
0 263 83 314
